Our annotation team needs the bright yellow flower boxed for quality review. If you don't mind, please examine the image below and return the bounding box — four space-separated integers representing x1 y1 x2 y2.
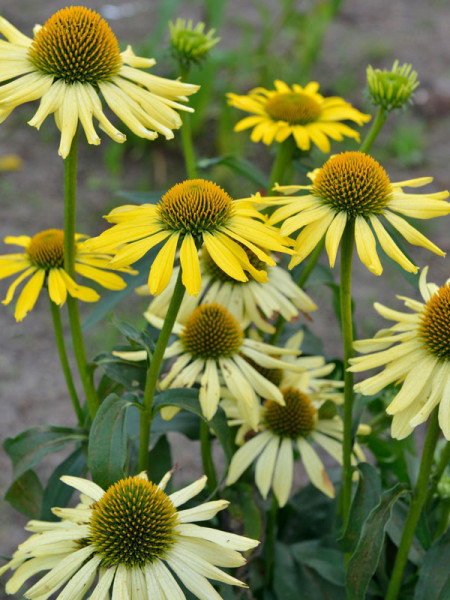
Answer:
89 179 293 296
0 471 258 599
227 80 370 152
0 229 135 321
0 7 198 158
269 152 449 274
349 267 450 440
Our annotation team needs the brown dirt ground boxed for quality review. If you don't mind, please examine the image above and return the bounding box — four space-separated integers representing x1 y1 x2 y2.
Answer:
0 0 449 591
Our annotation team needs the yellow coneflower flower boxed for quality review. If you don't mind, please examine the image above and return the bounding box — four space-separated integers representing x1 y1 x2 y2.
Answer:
349 267 450 440
0 7 199 157
225 386 365 505
0 229 135 321
143 303 306 428
89 179 293 297
0 471 258 599
269 152 449 274
142 245 317 334
227 80 370 152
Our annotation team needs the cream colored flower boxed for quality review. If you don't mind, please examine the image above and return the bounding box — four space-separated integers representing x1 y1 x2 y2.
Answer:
0 7 198 157
225 386 364 506
0 472 258 599
350 267 450 439
144 303 306 429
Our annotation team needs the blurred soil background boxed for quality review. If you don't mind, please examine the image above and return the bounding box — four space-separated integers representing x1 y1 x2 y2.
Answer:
0 0 449 586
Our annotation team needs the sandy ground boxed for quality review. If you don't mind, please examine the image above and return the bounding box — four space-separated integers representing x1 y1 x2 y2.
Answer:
0 1 449 592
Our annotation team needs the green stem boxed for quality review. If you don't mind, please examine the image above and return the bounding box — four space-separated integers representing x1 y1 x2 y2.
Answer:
63 129 99 420
340 220 356 529
425 441 450 509
49 299 84 425
358 107 387 154
138 269 186 472
179 64 197 179
385 410 441 600
269 236 325 345
200 420 218 494
264 495 279 586
267 137 295 192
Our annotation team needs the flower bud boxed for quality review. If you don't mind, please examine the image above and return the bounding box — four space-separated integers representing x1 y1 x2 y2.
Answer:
169 19 220 67
367 60 419 111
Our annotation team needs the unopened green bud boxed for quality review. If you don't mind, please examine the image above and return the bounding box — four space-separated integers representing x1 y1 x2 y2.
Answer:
367 60 419 111
169 19 220 68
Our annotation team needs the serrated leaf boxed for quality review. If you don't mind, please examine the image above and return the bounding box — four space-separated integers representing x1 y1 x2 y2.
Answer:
414 528 450 599
3 426 87 482
339 462 382 553
40 448 87 520
346 483 410 600
88 394 132 489
5 470 43 518
198 155 269 188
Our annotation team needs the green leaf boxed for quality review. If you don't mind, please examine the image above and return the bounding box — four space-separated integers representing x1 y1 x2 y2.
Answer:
346 483 410 600
153 388 233 464
111 317 155 354
273 542 347 600
94 350 147 391
197 155 269 188
40 448 87 521
88 394 132 489
291 540 345 587
386 501 425 565
147 434 172 484
5 470 43 518
278 480 338 543
414 528 450 599
3 426 87 482
339 462 382 553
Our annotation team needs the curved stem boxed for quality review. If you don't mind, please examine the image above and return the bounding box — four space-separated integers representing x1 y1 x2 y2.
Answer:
200 420 218 495
63 130 99 420
49 298 83 425
267 137 295 192
179 64 197 179
358 107 387 154
138 269 186 472
385 410 441 600
340 220 356 529
269 236 325 345
425 441 450 509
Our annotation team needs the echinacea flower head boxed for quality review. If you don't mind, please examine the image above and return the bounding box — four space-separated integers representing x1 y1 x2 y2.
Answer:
227 80 370 153
350 267 450 440
144 302 306 428
0 7 199 158
269 151 450 274
226 386 364 505
144 245 317 334
0 471 258 599
89 178 293 296
0 229 135 321
169 19 220 67
367 60 419 112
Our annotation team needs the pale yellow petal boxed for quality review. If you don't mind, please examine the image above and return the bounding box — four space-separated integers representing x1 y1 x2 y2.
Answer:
148 233 180 295
354 216 383 275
